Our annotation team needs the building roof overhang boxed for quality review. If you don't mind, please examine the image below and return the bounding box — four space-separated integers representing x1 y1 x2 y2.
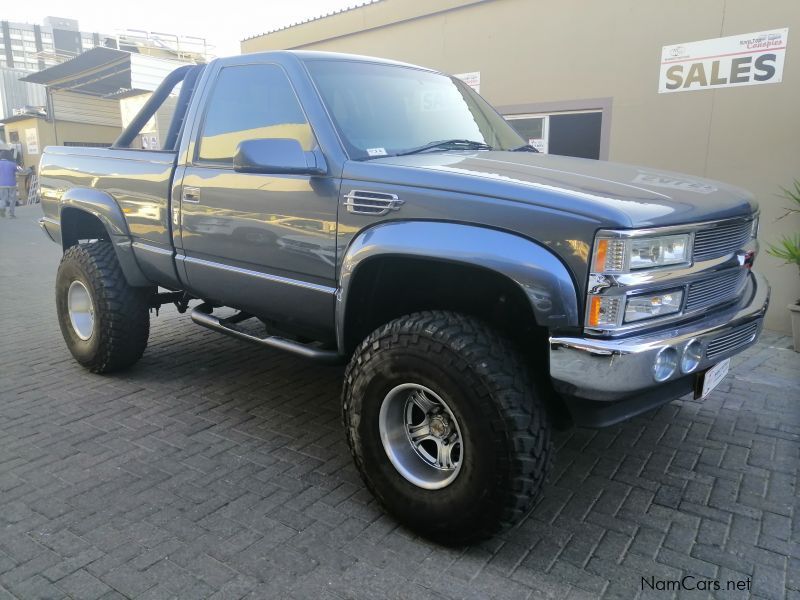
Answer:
0 113 47 125
21 47 190 98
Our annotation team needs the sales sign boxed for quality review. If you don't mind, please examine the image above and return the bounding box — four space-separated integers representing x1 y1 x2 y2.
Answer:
658 28 788 93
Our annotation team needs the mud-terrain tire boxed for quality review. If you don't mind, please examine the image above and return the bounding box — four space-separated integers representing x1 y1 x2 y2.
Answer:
342 310 553 544
55 241 151 373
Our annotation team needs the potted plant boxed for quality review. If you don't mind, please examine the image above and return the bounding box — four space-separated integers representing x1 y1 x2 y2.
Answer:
766 180 800 351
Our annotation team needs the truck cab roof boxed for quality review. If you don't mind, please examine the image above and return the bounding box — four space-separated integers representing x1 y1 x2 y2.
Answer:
213 49 436 73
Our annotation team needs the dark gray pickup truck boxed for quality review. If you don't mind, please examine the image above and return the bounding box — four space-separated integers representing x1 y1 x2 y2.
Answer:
39 51 769 543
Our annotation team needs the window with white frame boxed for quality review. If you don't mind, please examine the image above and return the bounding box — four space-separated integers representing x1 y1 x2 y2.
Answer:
504 114 549 153
505 109 603 160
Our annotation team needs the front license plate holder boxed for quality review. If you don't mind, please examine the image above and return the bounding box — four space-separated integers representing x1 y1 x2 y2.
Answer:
693 358 731 400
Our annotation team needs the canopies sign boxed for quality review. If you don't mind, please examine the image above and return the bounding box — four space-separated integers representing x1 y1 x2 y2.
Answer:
659 28 788 93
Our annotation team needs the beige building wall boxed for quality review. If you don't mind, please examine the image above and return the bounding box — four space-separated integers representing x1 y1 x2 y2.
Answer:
245 0 800 333
3 116 56 168
51 91 122 128
51 120 120 147
3 116 119 168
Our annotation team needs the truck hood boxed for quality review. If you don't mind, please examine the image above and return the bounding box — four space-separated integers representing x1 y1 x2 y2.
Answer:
351 152 756 228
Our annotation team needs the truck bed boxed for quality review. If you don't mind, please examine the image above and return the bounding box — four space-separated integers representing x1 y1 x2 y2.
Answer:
39 145 180 286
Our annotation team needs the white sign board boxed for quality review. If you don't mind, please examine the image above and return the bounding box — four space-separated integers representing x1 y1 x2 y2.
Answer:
659 28 788 93
529 138 547 154
25 128 39 155
140 133 160 150
454 71 480 93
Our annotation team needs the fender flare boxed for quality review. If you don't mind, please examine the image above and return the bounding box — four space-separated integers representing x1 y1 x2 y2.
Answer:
336 221 580 351
60 188 151 287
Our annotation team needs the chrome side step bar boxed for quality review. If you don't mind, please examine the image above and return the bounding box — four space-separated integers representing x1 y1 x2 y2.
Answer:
191 307 343 363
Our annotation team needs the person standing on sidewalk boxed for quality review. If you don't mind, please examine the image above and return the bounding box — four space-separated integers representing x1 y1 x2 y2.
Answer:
0 153 22 219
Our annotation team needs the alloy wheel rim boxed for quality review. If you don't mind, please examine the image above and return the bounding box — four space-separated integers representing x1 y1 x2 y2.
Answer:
67 280 95 340
378 383 463 489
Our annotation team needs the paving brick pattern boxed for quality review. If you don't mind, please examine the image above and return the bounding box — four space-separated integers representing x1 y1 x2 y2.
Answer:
1 205 799 599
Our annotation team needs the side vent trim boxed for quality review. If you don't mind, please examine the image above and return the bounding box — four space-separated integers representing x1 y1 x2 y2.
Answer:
343 190 404 216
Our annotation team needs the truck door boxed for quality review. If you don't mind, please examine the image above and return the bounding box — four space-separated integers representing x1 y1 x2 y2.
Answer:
177 62 339 339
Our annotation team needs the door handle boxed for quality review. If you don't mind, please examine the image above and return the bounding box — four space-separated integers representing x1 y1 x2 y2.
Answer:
183 186 201 203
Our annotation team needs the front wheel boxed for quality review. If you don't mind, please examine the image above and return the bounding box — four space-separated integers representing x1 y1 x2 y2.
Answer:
342 311 553 544
56 241 151 373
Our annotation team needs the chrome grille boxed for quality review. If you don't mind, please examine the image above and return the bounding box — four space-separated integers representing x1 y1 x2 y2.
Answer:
693 219 752 261
706 322 759 359
685 269 748 312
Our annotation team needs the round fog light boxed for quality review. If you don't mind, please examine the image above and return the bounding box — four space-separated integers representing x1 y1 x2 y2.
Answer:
681 339 703 373
653 347 678 382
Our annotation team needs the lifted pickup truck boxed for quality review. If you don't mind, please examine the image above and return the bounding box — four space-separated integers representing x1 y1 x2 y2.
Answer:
39 51 769 543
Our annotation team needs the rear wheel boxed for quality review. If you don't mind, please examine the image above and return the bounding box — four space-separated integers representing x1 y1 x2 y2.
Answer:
342 310 553 544
56 241 151 373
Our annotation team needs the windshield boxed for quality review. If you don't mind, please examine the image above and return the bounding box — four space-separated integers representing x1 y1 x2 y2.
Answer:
305 60 525 160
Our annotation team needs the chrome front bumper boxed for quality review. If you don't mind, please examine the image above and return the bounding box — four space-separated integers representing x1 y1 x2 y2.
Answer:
550 271 770 402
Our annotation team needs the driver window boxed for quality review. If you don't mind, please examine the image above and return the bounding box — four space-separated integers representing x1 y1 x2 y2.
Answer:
198 64 315 164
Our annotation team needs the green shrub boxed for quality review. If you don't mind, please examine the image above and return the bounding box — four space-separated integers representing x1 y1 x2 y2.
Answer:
766 180 800 286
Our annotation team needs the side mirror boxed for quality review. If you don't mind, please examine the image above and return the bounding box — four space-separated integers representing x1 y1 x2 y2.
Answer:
233 138 326 175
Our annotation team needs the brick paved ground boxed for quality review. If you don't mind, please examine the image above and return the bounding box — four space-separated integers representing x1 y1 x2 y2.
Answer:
1 204 799 599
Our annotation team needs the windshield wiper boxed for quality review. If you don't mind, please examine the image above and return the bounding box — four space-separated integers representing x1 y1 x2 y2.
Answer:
511 144 540 152
396 139 493 156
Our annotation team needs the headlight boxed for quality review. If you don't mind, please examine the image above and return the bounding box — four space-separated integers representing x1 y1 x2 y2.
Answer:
592 234 691 273
586 289 684 328
630 235 690 270
587 228 694 331
623 289 683 323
